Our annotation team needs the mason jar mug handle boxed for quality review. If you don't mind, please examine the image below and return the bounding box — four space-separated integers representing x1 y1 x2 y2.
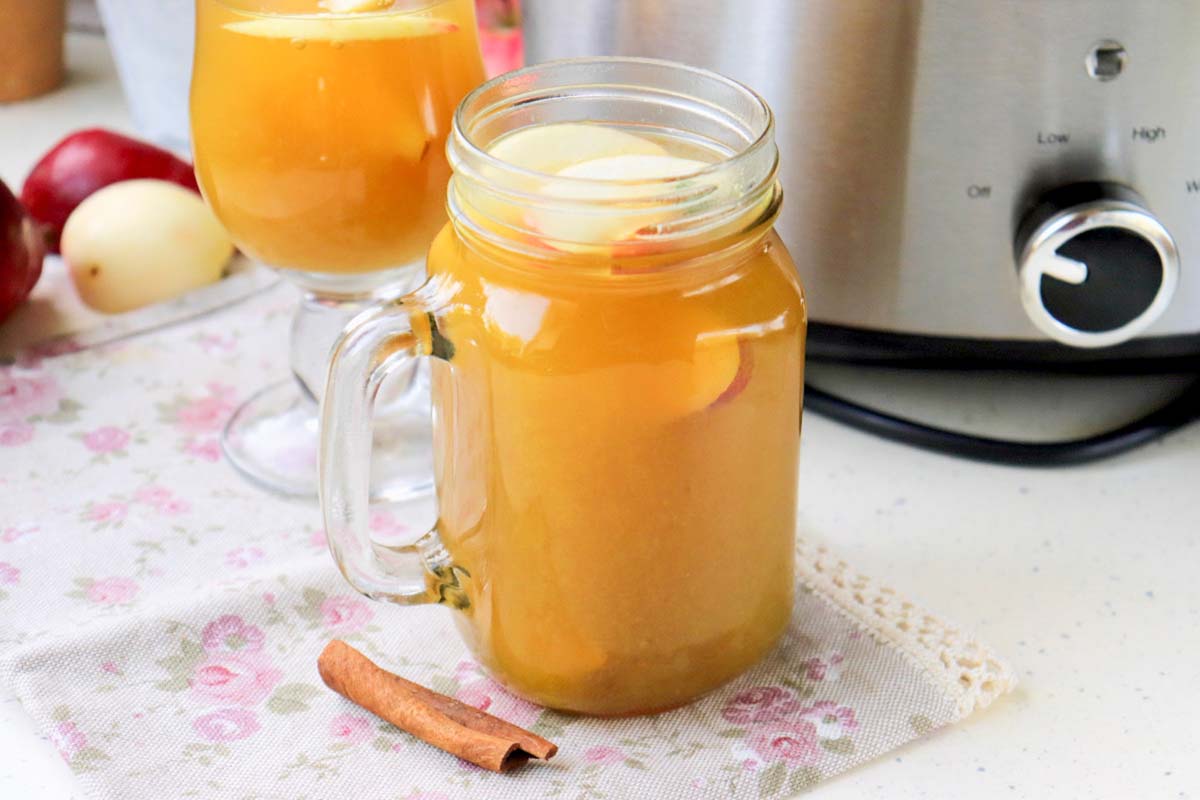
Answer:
318 283 458 606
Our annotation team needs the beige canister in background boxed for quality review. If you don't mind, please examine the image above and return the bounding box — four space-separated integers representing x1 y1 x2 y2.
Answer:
0 0 67 102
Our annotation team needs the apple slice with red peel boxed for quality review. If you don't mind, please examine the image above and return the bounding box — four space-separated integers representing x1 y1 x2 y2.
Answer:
556 154 710 182
529 153 713 250
684 332 743 415
711 339 754 407
487 124 670 174
576 312 745 425
224 14 458 42
601 340 740 425
477 126 670 246
631 322 744 422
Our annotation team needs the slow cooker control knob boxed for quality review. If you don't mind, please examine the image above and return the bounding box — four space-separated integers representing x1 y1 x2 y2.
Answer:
1014 183 1179 348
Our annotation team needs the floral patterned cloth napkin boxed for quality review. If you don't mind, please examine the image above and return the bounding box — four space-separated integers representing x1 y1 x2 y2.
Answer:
0 283 1014 799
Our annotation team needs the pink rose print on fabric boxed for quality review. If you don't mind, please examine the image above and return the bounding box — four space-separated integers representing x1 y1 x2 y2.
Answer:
747 720 822 767
225 547 265 569
134 485 190 515
50 721 87 761
134 485 173 506
193 708 261 742
721 686 804 725
0 422 33 447
100 661 122 675
328 713 374 745
201 615 265 654
320 596 373 632
1 525 37 543
82 426 130 453
0 562 19 585
308 529 327 549
176 384 236 435
803 651 845 683
189 651 283 706
797 701 858 741
368 511 411 544
583 746 626 765
87 577 139 605
160 498 191 515
454 662 541 728
730 740 763 772
198 332 236 353
0 367 60 422
184 438 221 462
86 501 128 524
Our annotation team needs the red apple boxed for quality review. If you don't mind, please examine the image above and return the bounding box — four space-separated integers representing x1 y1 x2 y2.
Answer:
21 129 200 253
0 178 45 325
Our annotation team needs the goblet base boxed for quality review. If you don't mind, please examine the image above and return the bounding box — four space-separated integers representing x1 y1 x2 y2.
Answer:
222 371 434 502
221 263 432 501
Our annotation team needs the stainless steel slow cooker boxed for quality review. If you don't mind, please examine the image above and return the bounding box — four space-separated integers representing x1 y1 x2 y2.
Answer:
522 0 1200 364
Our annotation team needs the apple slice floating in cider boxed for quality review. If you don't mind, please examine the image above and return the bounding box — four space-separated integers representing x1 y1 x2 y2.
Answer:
711 339 754 407
629 313 747 422
488 124 670 174
685 331 745 414
318 0 392 12
556 154 710 182
528 153 714 251
224 14 458 42
476 125 672 245
483 124 772 257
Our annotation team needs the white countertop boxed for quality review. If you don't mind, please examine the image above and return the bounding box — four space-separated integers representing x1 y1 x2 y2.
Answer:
2 32 1198 800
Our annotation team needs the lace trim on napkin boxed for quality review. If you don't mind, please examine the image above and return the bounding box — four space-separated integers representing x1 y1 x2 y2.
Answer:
797 539 1016 719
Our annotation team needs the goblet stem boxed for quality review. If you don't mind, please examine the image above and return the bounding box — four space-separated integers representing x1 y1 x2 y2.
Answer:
291 291 377 403
288 266 426 400
222 265 431 499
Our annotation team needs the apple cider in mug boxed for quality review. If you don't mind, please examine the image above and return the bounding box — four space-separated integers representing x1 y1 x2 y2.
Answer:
320 59 806 715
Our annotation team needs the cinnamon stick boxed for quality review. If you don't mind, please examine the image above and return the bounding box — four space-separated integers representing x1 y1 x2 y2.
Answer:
317 639 557 772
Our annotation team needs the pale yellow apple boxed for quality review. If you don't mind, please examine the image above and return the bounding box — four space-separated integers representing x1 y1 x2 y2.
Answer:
62 180 233 314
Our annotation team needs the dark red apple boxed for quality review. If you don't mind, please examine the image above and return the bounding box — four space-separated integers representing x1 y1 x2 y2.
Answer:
21 129 200 253
0 178 45 324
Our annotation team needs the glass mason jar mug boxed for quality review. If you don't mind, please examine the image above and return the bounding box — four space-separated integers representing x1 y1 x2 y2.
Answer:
320 58 807 716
